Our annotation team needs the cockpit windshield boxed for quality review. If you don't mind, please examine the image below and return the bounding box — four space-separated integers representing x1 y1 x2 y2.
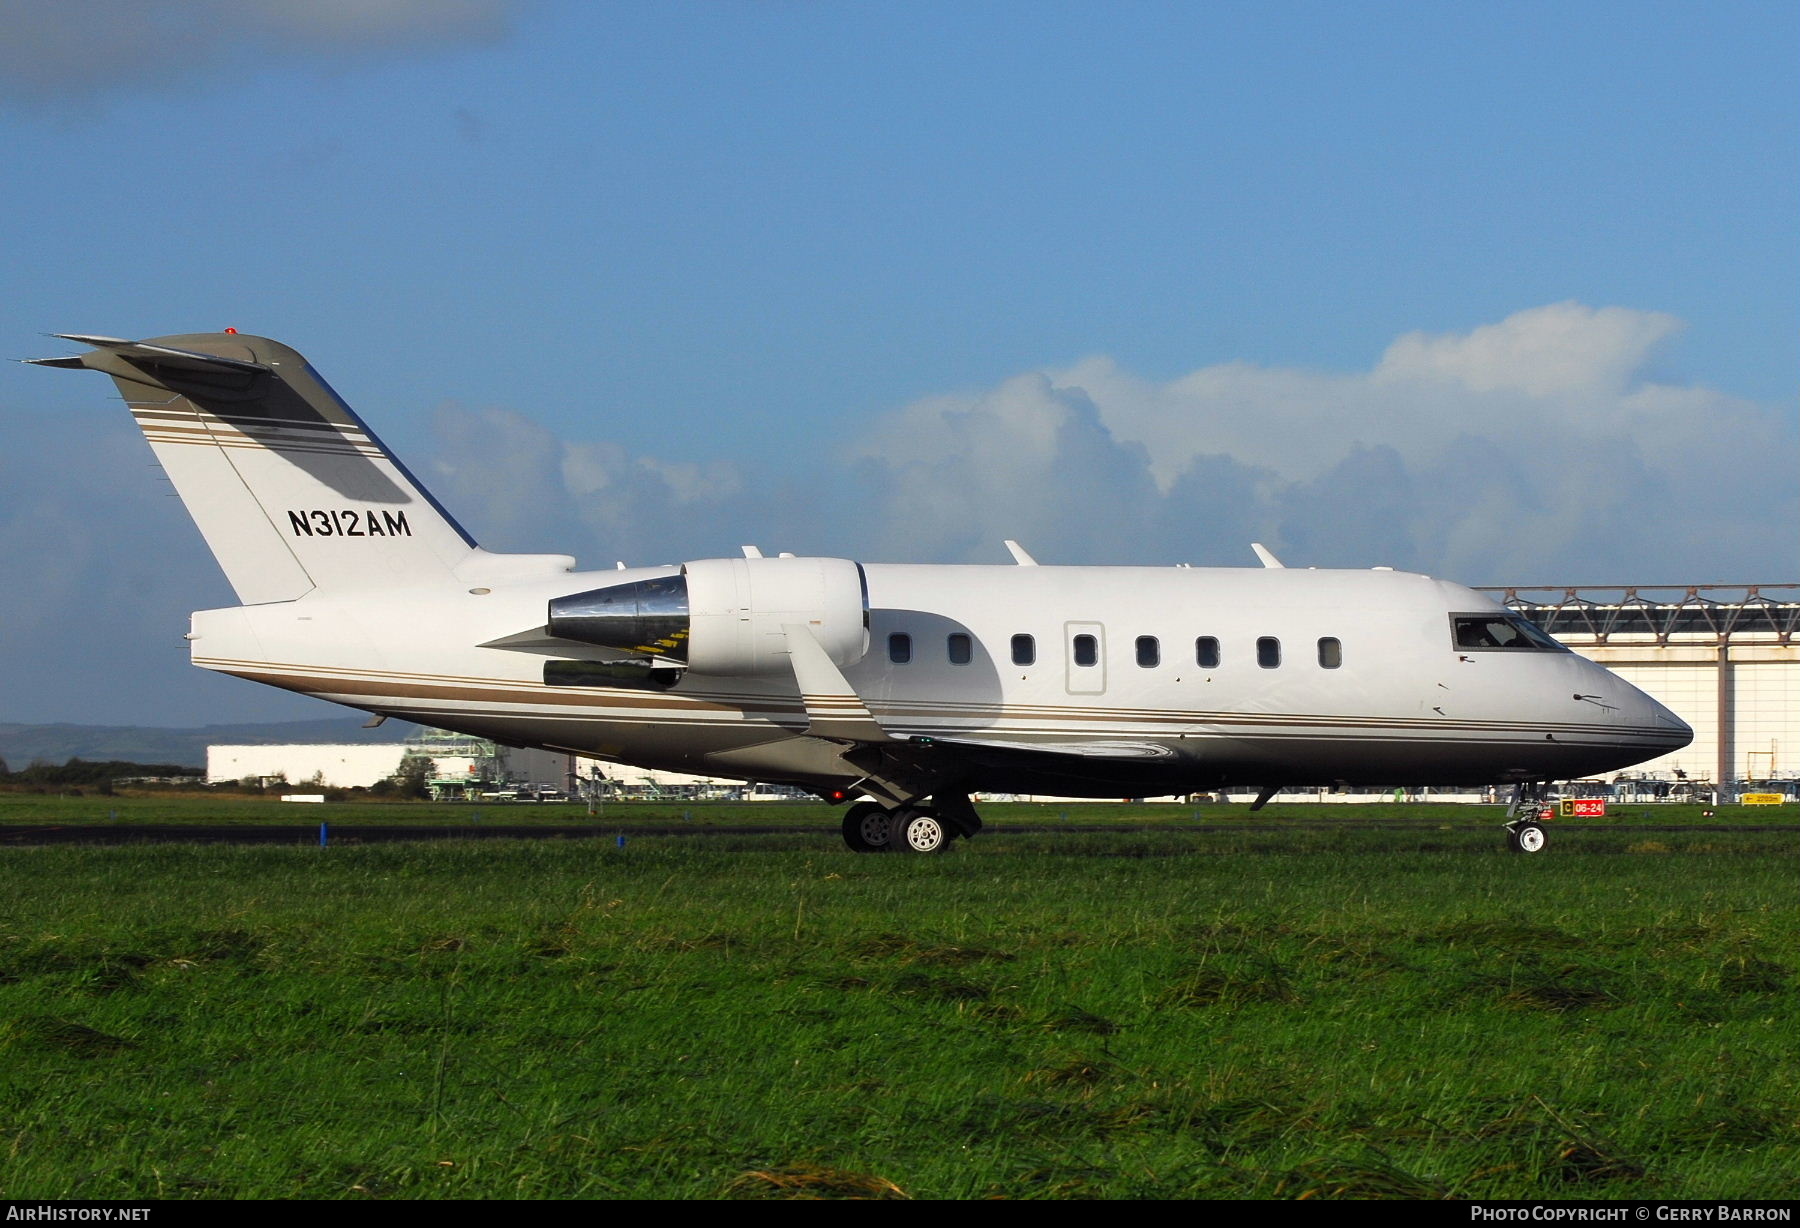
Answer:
1451 614 1567 652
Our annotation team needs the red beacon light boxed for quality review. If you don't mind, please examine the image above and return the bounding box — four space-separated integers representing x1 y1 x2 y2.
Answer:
224 327 237 334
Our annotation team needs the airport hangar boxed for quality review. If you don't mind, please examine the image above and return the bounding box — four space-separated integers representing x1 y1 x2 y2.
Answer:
208 581 1799 799
1478 583 1798 793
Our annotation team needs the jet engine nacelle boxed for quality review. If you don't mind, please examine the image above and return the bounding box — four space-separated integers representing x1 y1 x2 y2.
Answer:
547 556 869 677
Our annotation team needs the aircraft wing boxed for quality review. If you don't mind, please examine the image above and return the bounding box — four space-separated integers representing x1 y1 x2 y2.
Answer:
782 623 1190 798
932 738 1177 760
888 734 1191 796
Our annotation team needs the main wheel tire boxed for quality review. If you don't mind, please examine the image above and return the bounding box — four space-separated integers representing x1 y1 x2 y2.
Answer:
890 807 951 854
1507 822 1547 854
842 802 892 852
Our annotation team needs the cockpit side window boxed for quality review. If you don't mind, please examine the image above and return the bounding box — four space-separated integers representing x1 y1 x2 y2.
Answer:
1451 614 1567 652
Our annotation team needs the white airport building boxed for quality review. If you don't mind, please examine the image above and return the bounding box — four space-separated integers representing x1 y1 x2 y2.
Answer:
208 731 573 797
206 730 789 800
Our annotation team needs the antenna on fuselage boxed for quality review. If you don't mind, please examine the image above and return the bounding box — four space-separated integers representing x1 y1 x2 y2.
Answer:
1003 540 1039 566
1250 543 1285 569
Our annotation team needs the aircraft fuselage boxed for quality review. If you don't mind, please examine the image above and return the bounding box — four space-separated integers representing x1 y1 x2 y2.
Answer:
33 329 1693 851
190 560 1688 797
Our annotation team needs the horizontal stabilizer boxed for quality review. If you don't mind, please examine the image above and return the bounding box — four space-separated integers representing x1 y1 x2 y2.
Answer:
51 333 132 346
45 333 270 375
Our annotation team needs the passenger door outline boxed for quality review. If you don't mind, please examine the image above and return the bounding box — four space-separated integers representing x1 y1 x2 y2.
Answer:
1065 621 1106 695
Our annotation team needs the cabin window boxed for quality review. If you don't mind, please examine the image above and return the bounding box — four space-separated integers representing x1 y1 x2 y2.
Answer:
1195 636 1221 669
1318 637 1342 668
1011 634 1035 666
1257 636 1281 668
1073 633 1098 667
1451 615 1566 652
1136 636 1160 667
948 633 972 665
888 632 911 664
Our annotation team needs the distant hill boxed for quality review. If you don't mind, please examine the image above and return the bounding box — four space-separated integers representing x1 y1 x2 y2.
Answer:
0 718 421 771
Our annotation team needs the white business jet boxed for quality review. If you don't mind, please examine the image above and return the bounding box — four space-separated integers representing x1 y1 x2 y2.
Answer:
32 333 1692 853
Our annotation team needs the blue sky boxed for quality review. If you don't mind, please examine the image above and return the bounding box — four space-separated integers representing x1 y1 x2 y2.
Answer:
2 0 1795 726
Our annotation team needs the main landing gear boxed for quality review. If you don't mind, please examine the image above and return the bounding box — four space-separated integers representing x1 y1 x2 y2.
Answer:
841 801 894 852
1504 783 1550 854
839 794 982 855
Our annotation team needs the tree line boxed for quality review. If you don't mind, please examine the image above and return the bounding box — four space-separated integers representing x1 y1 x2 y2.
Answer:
0 757 204 787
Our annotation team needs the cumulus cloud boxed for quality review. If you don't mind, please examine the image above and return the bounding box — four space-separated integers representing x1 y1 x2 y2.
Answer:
1374 302 1681 397
1050 302 1734 489
427 402 769 567
844 374 1164 564
1024 301 1792 578
424 302 1797 586
0 0 520 107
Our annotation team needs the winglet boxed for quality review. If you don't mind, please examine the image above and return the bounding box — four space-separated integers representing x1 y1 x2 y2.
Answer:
1003 540 1039 566
1251 543 1285 569
782 623 892 743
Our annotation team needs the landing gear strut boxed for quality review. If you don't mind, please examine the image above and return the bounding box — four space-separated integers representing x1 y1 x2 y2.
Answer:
1504 783 1551 854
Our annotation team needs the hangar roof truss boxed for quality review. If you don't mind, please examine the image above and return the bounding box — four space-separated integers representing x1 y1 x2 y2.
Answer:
1476 584 1799 646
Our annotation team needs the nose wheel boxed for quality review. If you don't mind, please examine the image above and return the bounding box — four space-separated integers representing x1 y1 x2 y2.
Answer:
1506 821 1547 853
1504 783 1551 853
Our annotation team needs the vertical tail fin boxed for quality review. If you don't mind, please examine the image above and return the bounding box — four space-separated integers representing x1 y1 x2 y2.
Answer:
30 332 483 603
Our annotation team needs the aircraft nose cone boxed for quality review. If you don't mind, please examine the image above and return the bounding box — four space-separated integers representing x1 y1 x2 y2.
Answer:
1612 677 1693 752
1644 694 1694 750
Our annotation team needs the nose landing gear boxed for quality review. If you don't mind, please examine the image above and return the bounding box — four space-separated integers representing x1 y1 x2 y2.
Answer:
1507 821 1547 853
1504 783 1551 854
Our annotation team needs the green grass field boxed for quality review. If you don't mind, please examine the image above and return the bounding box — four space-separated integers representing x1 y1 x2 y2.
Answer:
0 804 1793 1199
